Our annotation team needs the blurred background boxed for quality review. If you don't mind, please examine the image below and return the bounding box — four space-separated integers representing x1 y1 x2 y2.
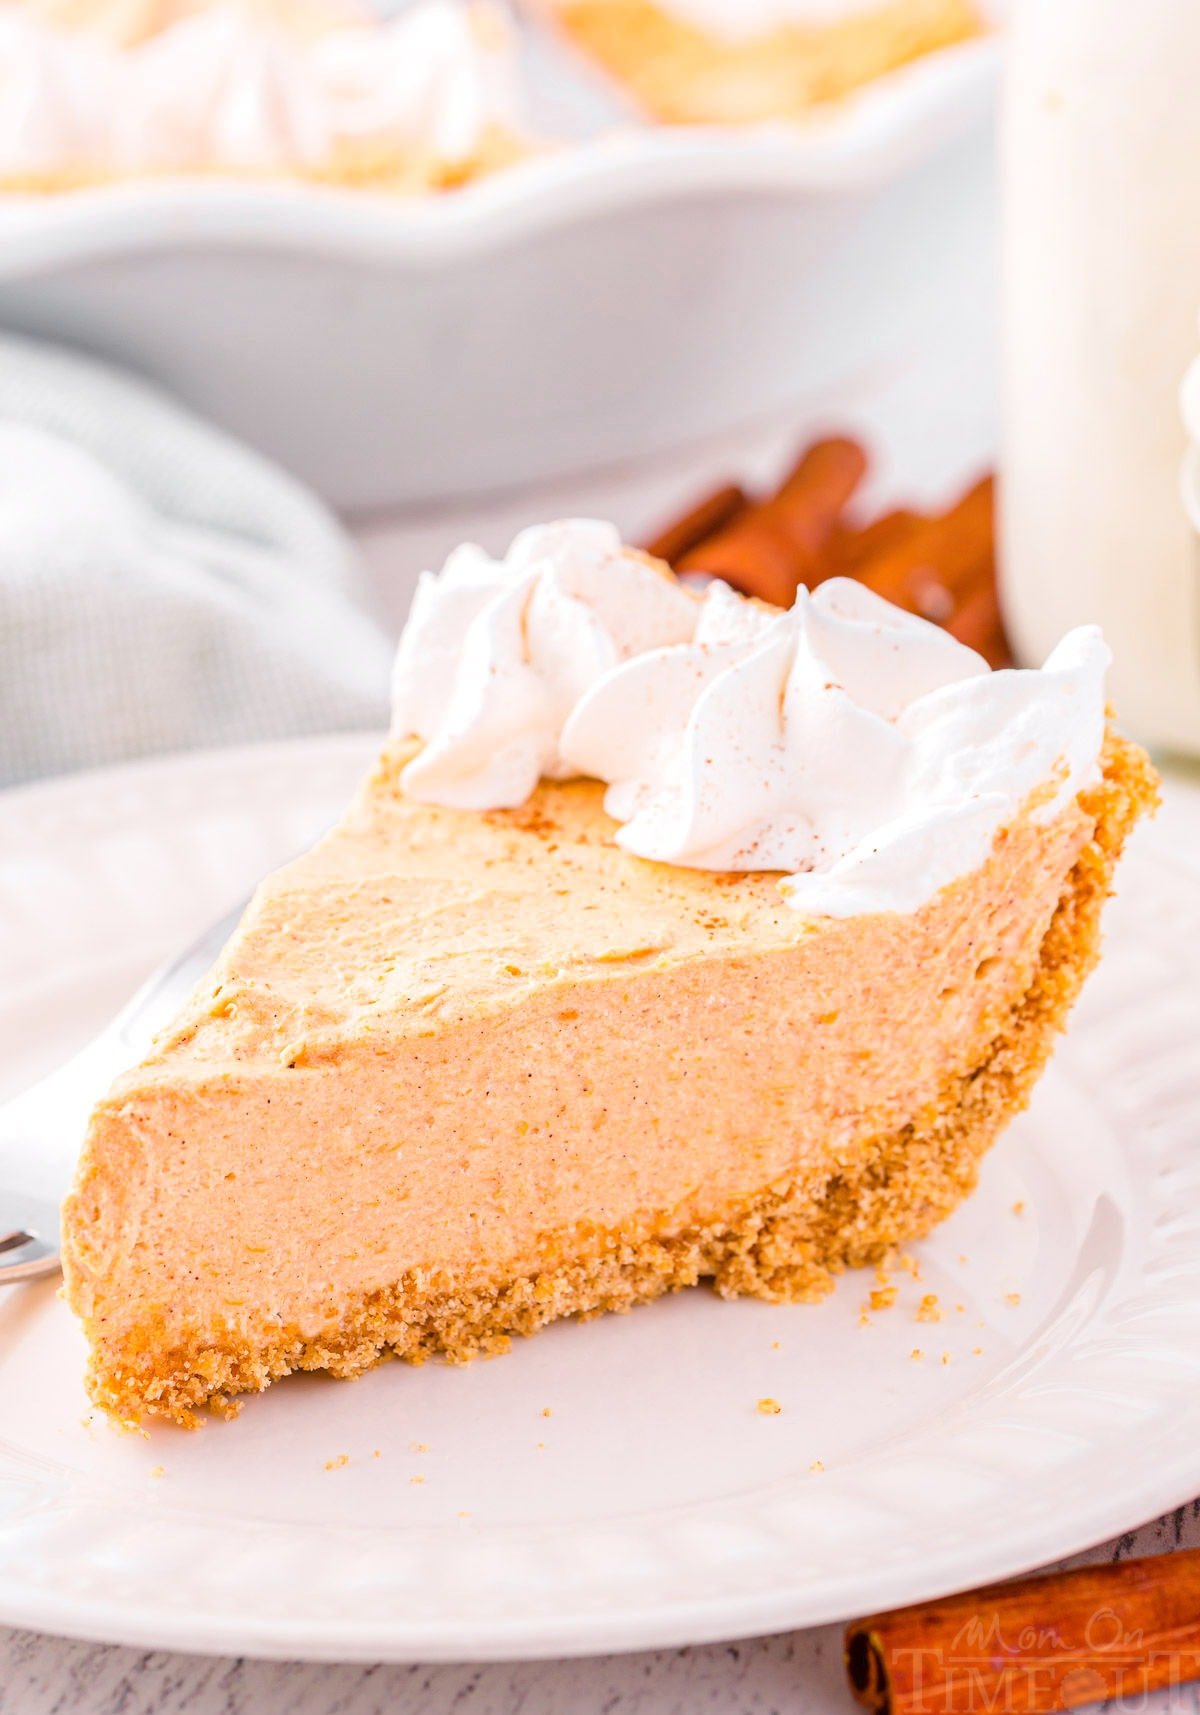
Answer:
6 0 1200 789
0 0 1009 785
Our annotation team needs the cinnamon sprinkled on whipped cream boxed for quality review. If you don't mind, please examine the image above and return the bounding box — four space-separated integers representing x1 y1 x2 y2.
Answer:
390 519 1110 919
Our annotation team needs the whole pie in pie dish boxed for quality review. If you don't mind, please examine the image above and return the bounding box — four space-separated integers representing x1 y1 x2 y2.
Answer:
530 0 983 125
61 521 1157 1426
0 0 526 193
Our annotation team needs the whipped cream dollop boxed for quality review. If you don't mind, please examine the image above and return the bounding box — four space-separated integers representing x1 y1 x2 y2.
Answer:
391 520 698 809
0 0 517 178
561 576 1107 915
20 0 368 49
391 521 1110 919
0 12 113 174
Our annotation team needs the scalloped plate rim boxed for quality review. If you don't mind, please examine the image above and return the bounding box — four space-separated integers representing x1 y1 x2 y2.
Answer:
1 734 1198 1663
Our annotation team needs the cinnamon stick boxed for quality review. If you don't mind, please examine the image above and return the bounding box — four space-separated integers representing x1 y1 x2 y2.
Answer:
854 476 994 615
679 511 822 608
845 1548 1200 1715
642 443 1012 666
832 509 924 577
676 437 867 606
947 579 1012 668
645 483 747 566
773 435 870 528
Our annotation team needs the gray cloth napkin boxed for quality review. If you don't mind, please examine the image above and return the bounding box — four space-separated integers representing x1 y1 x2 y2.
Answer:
0 334 392 788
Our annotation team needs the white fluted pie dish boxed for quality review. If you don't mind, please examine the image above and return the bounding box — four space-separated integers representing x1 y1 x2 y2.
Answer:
0 16 1000 510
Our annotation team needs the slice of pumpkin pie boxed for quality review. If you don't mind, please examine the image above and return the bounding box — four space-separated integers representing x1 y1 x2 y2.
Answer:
62 520 1157 1425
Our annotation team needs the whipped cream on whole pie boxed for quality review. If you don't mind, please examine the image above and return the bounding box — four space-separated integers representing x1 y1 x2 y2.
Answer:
0 0 521 185
20 0 366 44
0 11 113 175
391 519 1109 917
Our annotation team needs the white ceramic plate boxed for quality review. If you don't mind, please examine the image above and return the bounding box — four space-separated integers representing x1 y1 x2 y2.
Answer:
0 20 1002 509
1 735 1199 1663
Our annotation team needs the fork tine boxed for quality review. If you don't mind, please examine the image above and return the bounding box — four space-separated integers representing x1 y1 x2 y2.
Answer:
0 886 260 1290
0 1194 60 1284
0 1250 61 1284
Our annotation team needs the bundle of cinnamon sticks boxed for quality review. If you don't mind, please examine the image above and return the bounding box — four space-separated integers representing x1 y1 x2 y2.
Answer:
646 437 1010 668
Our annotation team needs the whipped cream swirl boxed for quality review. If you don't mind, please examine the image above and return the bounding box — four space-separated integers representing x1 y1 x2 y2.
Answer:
391 521 698 809
391 521 1110 918
0 12 113 174
0 0 517 178
562 576 1107 914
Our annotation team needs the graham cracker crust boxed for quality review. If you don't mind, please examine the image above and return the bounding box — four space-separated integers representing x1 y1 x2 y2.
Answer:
85 730 1158 1427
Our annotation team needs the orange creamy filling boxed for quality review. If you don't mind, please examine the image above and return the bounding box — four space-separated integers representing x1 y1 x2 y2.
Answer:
64 743 1093 1358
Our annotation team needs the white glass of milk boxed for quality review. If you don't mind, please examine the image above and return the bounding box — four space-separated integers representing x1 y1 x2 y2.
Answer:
1001 0 1200 755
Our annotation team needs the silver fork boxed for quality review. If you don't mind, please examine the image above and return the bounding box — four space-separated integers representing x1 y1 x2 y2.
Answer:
0 899 246 1286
